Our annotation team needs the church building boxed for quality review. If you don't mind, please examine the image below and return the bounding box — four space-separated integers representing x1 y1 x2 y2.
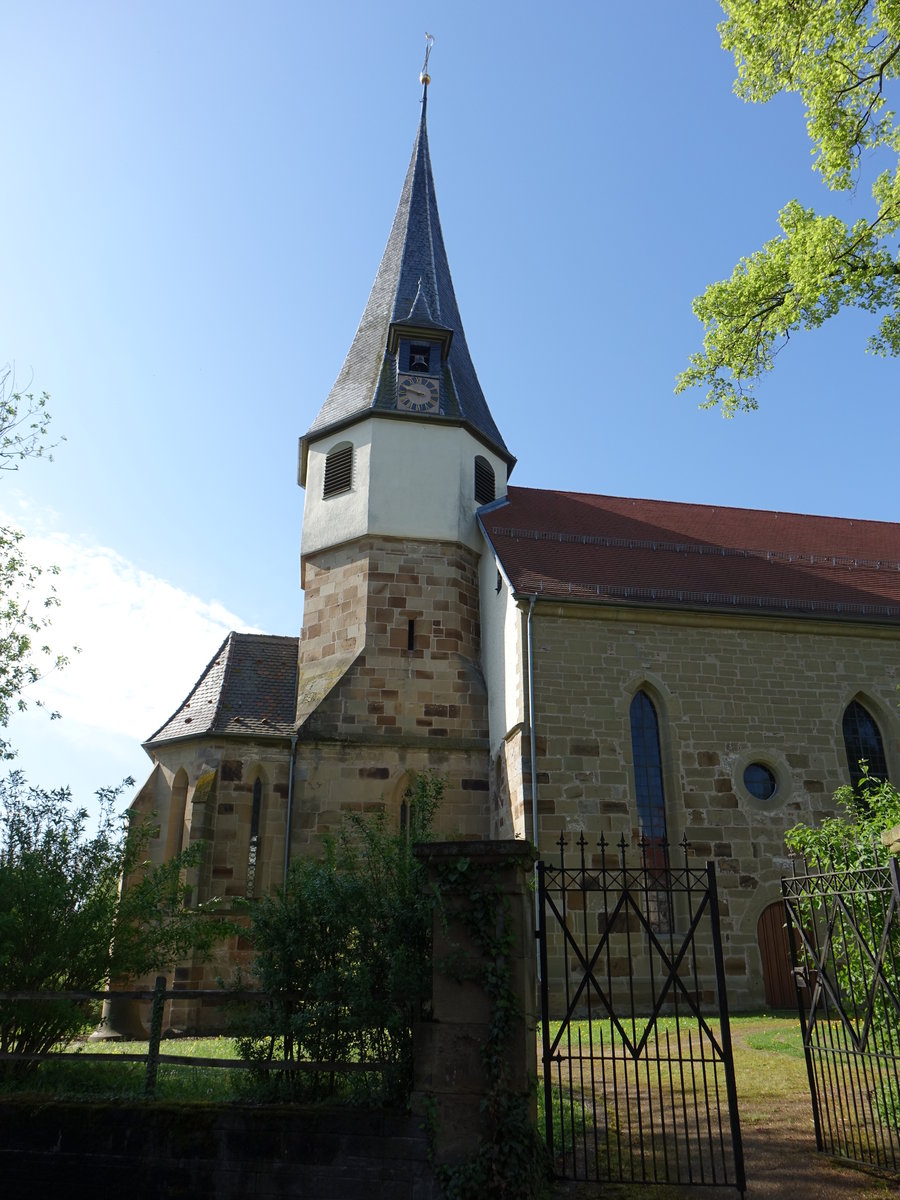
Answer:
131 78 900 1017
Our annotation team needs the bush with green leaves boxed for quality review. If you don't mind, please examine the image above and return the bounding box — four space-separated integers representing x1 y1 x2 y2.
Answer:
785 765 900 1084
785 764 900 869
0 771 224 1071
233 772 441 1102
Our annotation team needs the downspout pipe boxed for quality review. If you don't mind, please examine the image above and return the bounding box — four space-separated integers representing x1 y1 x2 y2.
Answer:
525 595 541 984
283 733 298 890
526 596 538 850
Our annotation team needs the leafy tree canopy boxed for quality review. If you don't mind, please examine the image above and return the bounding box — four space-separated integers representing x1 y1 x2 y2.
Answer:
0 366 56 471
677 1 900 415
0 367 69 758
0 771 224 1065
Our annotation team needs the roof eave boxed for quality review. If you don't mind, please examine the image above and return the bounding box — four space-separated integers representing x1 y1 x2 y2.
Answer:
300 407 516 478
143 726 296 753
509 588 900 626
387 320 454 356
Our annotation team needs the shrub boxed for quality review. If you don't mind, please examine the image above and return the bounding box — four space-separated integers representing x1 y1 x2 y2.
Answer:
784 765 900 1063
233 772 441 1102
0 771 224 1073
785 764 900 870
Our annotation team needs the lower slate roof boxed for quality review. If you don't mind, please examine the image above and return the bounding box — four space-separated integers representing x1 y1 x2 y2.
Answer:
480 488 900 623
144 633 299 746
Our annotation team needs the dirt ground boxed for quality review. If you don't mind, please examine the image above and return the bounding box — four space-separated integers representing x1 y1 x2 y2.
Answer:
551 1020 900 1200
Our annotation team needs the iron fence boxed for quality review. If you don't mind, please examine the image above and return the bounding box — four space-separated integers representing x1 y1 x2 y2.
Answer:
0 976 389 1097
783 853 900 1172
538 833 745 1194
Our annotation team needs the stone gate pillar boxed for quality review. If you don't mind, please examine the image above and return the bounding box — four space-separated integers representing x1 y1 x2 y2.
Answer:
412 840 537 1169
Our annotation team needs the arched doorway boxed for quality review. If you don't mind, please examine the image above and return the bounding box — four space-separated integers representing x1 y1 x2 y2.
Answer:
757 901 797 1009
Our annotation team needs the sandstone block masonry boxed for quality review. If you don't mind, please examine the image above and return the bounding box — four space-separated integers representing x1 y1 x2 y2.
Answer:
516 602 900 1008
125 536 495 1031
295 536 492 841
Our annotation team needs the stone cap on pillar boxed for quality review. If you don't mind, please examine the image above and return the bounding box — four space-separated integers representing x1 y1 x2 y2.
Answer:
414 839 536 862
414 839 537 884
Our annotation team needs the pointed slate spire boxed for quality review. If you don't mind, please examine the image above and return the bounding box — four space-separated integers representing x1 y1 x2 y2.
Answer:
304 95 512 464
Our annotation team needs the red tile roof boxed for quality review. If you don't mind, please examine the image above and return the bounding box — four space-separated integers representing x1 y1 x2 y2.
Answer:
480 488 900 622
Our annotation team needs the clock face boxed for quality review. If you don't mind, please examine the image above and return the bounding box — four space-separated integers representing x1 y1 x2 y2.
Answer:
397 374 440 414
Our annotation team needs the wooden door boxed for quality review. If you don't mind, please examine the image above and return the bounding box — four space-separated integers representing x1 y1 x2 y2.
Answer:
757 901 797 1009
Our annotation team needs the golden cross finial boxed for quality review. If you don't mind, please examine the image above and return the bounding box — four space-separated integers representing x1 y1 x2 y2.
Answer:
420 33 434 86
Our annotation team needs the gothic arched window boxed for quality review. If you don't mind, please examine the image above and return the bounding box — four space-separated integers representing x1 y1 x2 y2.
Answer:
842 700 888 789
247 777 263 896
630 690 668 845
166 769 189 860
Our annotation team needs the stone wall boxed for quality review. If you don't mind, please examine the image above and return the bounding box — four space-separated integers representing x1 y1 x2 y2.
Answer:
135 740 294 903
14 842 541 1196
0 1101 435 1200
287 534 493 847
301 536 489 744
519 601 900 1007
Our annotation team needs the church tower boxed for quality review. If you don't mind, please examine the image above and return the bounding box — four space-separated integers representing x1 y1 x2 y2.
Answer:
129 71 516 978
291 77 515 843
118 75 517 1032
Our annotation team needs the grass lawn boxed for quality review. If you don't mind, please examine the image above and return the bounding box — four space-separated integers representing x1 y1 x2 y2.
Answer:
544 1013 900 1199
5 1012 896 1197
0 1037 244 1102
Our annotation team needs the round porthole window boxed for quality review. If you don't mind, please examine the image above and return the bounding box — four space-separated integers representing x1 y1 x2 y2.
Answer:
743 762 777 801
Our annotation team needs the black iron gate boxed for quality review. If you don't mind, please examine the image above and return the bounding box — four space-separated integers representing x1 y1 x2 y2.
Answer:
538 834 745 1193
783 854 900 1172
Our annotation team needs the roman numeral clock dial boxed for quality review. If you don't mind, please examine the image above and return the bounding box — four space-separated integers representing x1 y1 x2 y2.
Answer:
397 374 439 413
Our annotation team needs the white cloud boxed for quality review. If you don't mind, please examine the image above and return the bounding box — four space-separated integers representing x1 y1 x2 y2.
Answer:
38 534 259 737
1 511 259 798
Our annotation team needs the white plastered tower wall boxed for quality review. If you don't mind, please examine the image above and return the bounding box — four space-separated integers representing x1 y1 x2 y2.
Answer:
477 537 529 839
301 415 509 559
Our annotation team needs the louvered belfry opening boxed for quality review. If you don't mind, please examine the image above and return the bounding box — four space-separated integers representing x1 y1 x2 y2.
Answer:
323 442 353 498
474 456 495 505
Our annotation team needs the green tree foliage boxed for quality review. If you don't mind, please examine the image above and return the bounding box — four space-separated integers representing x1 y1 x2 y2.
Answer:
234 773 442 1102
0 528 67 759
0 772 224 1070
677 1 900 414
785 767 900 1079
0 367 68 757
785 763 900 867
0 368 56 471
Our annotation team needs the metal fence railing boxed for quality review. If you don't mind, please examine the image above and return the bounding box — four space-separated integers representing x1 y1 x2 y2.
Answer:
783 855 900 1173
0 976 389 1097
538 834 745 1195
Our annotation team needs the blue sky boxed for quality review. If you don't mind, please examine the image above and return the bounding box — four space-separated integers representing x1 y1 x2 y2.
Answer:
2 1 897 805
